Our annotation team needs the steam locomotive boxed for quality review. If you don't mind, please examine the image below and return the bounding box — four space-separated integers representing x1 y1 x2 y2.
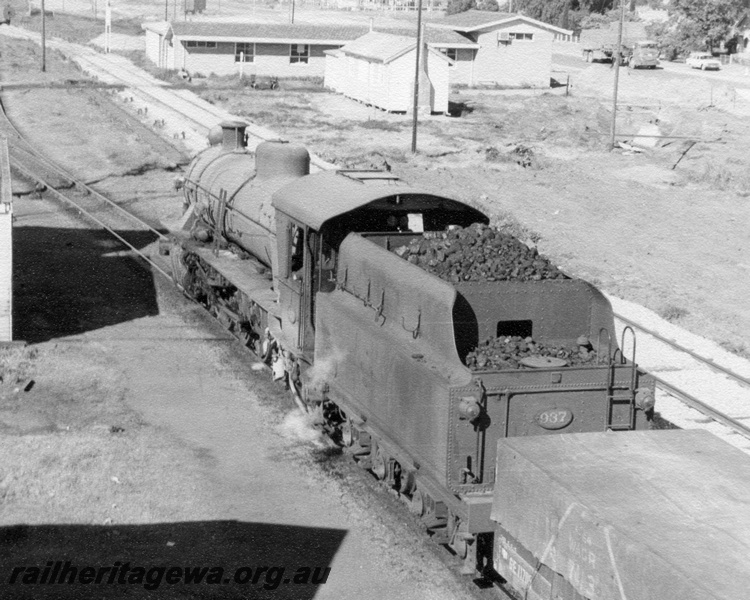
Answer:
167 121 655 578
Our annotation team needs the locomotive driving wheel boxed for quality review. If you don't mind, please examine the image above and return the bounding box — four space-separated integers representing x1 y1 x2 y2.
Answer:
409 489 425 516
371 449 388 480
339 417 355 447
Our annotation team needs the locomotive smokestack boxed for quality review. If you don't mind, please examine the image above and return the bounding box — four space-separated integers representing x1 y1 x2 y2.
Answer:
219 121 247 151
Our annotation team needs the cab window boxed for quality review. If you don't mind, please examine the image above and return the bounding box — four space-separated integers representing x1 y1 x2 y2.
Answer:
290 224 304 277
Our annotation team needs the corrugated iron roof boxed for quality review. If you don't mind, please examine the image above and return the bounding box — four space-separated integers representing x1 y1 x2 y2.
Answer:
171 21 370 43
142 21 172 36
434 10 515 30
337 31 415 63
167 21 476 47
433 10 571 35
377 25 478 46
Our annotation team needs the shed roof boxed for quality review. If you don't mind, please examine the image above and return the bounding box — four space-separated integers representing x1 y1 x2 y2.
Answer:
142 21 172 36
338 31 415 63
165 21 476 47
272 171 467 230
432 10 572 35
171 21 368 44
336 31 453 63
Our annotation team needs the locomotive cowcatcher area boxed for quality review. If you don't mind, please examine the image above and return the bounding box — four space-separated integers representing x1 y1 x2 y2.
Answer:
2 7 750 600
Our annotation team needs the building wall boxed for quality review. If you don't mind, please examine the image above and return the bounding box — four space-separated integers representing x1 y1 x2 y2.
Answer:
472 19 553 88
426 51 449 112
325 49 448 113
176 40 338 77
144 29 161 66
446 47 475 86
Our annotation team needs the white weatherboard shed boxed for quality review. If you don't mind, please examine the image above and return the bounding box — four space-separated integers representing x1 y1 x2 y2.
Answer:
432 10 572 88
324 31 450 114
0 136 12 341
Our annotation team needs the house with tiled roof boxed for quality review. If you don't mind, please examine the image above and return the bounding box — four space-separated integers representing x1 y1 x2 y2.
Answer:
430 10 573 87
324 31 451 113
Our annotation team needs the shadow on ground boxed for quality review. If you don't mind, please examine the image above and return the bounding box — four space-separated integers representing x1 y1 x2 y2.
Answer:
12 226 161 343
0 520 345 599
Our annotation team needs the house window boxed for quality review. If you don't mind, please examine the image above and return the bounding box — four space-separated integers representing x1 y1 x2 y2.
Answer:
290 44 309 64
185 40 216 49
508 32 534 41
235 42 255 62
439 47 457 66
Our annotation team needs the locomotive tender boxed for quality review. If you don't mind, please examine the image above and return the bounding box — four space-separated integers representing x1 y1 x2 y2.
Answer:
168 122 655 577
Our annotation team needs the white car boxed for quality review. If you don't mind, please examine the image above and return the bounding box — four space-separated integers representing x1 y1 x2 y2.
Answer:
685 52 721 70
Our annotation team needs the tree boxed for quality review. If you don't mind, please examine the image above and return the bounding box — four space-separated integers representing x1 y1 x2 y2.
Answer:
667 0 744 51
579 6 642 29
444 0 498 14
511 0 617 31
445 0 475 15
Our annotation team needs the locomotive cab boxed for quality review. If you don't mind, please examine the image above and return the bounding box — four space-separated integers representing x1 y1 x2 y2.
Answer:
271 169 487 362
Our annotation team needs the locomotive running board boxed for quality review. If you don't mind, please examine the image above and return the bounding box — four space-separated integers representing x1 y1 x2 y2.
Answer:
193 247 280 317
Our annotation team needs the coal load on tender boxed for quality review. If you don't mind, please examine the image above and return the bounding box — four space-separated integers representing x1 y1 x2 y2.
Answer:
392 223 566 283
466 335 604 371
393 224 601 371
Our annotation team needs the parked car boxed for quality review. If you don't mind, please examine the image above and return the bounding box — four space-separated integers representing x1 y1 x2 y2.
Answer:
686 52 721 70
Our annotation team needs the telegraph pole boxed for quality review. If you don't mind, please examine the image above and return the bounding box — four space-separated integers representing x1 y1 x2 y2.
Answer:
410 0 424 153
609 0 625 149
104 0 111 53
41 0 46 71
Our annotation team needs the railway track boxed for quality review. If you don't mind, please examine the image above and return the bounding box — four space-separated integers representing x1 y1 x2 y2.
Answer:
0 26 335 168
0 99 173 284
612 309 750 450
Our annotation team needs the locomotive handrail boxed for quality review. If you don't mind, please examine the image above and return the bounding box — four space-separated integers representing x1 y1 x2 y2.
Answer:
596 327 612 364
373 289 386 324
621 325 639 423
401 310 421 339
213 188 228 256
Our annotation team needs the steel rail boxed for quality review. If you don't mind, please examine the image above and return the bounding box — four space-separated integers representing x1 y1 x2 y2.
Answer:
71 52 339 170
653 373 750 440
0 116 168 243
614 312 750 388
10 158 174 283
613 313 750 438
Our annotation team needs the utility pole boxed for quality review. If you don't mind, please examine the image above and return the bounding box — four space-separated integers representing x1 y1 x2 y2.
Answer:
609 0 625 149
104 0 111 53
410 0 424 154
41 0 46 71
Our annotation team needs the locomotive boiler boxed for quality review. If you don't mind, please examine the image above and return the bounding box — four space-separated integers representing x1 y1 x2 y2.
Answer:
167 122 655 576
